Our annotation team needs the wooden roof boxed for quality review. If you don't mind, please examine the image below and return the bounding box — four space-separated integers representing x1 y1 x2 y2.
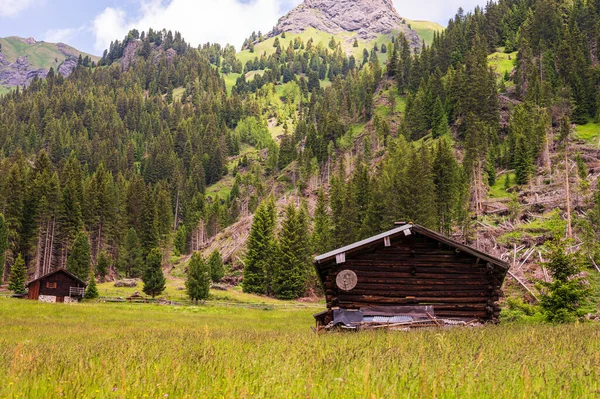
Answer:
27 268 88 287
313 223 509 285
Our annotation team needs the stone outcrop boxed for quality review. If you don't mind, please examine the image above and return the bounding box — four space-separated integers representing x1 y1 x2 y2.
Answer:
0 56 48 87
267 0 421 48
0 38 90 89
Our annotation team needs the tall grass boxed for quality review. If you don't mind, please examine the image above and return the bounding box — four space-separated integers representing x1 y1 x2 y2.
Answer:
2 299 600 398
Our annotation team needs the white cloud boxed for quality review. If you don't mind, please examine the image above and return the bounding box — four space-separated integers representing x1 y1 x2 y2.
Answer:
0 0 39 17
393 0 488 25
92 0 286 53
43 26 85 44
90 0 491 53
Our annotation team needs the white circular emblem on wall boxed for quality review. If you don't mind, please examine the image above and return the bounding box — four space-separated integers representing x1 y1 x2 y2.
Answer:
336 270 358 291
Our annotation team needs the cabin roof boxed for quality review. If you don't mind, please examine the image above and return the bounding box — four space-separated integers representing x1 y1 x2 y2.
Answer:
27 268 88 287
313 223 509 284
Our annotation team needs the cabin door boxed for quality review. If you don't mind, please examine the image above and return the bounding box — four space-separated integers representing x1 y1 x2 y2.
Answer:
56 296 64 303
28 281 40 300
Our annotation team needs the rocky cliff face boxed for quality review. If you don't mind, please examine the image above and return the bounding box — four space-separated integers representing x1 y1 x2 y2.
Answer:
268 0 421 48
0 37 94 90
0 56 48 87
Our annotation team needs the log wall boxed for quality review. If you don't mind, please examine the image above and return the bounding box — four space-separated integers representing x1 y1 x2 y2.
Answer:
318 232 505 321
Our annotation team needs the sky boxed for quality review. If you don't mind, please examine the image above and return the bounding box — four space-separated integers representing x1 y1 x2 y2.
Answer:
0 0 489 56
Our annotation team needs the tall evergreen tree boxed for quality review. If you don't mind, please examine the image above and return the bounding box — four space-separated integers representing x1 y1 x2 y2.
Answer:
311 189 333 254
433 139 461 234
208 250 224 283
243 197 276 294
431 97 450 138
66 231 91 281
273 204 311 299
0 214 8 282
119 228 143 278
8 254 27 294
142 248 166 298
95 251 110 282
186 252 210 303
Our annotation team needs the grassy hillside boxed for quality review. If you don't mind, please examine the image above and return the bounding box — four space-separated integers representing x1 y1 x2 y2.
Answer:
2 298 600 398
0 37 99 68
406 19 445 45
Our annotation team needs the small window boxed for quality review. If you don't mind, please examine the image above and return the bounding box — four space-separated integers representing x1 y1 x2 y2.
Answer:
46 282 57 289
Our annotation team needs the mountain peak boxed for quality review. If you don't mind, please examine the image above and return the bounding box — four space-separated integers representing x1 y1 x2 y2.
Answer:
268 0 421 47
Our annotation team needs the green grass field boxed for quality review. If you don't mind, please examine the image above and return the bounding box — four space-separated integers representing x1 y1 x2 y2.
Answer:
2 298 600 398
406 20 444 45
489 172 516 199
488 50 517 81
575 122 600 147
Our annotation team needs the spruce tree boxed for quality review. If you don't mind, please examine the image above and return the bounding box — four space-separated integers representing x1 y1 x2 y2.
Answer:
243 197 276 294
95 251 110 282
67 231 91 281
84 272 99 299
311 189 333 254
208 250 224 283
8 254 27 294
403 146 437 228
273 204 311 299
119 228 143 278
431 97 449 138
433 139 460 234
540 240 589 323
142 248 166 299
0 214 8 282
186 252 210 303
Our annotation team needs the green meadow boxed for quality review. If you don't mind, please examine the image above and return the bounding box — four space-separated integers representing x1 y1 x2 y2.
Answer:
2 298 600 398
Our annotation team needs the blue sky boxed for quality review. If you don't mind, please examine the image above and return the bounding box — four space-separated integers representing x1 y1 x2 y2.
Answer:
0 0 488 56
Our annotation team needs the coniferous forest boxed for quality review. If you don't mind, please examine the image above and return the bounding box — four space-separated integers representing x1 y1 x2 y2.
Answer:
1 0 600 307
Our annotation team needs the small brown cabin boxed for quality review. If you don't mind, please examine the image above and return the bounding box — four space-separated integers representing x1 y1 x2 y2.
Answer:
313 224 509 327
27 269 87 303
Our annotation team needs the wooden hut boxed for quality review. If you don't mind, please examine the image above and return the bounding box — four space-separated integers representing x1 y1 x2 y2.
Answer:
313 223 509 328
27 269 87 303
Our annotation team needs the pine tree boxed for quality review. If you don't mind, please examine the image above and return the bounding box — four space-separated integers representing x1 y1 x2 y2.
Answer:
186 252 210 303
84 272 99 299
142 248 166 298
540 240 589 323
66 231 91 281
0 214 8 282
243 197 276 294
140 188 159 257
208 250 224 283
119 228 143 278
8 254 27 294
433 139 461 234
311 189 333 254
403 146 437 228
95 251 110 282
273 204 311 299
431 97 449 138
173 225 188 256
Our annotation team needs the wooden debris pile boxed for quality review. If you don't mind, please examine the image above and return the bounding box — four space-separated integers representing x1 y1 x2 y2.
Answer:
316 307 484 333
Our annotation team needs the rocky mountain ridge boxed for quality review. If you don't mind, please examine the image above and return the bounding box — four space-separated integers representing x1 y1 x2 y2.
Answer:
0 37 98 90
267 0 422 48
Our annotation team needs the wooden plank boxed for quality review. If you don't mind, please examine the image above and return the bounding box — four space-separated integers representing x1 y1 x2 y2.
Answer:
338 295 492 304
338 278 490 286
341 264 488 274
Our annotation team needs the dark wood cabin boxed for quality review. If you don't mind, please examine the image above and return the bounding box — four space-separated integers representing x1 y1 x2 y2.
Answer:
313 223 509 327
27 269 87 303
